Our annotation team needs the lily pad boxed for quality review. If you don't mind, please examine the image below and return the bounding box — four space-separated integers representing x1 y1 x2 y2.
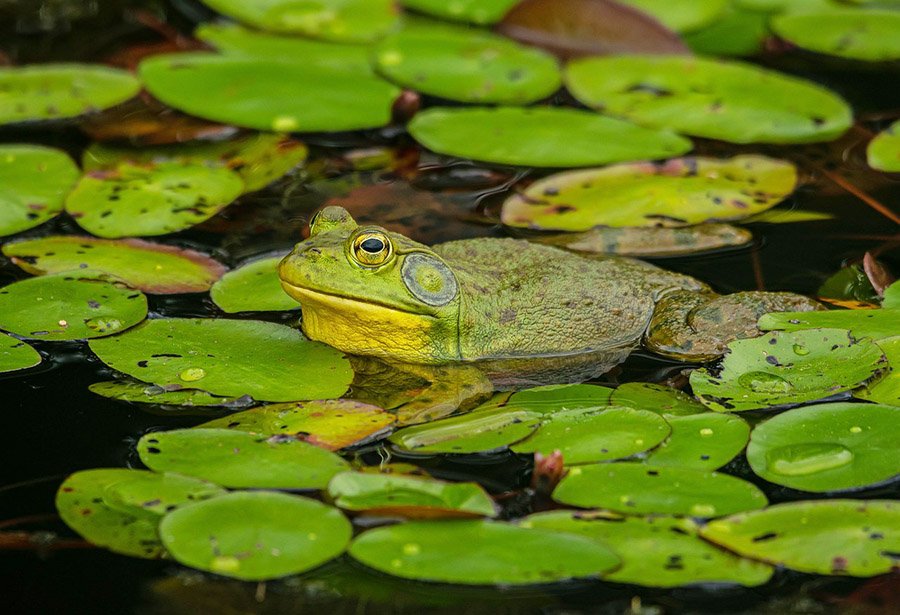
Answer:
683 5 770 56
535 223 753 257
610 382 707 416
690 328 887 412
0 333 40 373
160 491 351 580
349 519 620 584
210 255 297 313
327 471 496 518
759 303 900 342
56 468 222 558
524 511 773 588
389 407 542 454
505 383 614 413
0 145 80 236
0 271 147 340
65 161 244 238
0 64 140 126
140 53 401 133
855 337 900 406
867 120 900 172
771 9 900 62
89 380 250 408
198 0 399 42
88 318 352 402
553 462 768 516
200 399 395 450
408 106 692 167
399 0 520 24
501 156 797 230
511 406 671 464
700 500 900 577
3 236 227 294
644 413 750 470
746 402 900 492
373 20 561 104
565 55 853 143
137 428 350 489
618 0 728 32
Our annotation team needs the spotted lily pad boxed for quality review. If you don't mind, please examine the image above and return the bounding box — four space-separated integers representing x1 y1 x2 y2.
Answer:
511 406 671 464
535 223 753 257
524 511 773 588
700 500 900 577
389 407 542 454
373 20 561 104
771 9 900 62
200 399 395 450
0 64 140 126
618 0 728 32
349 519 620 584
644 413 750 470
759 302 900 342
210 255 297 313
855 337 900 406
867 120 900 172
553 462 768 516
0 145 80 236
65 161 244 238
0 271 147 340
610 382 707 416
56 468 223 558
140 53 400 133
565 55 853 143
160 491 351 580
327 471 496 518
746 402 900 492
400 0 520 24
88 318 352 401
0 333 40 373
89 380 251 408
137 428 350 489
408 106 692 167
3 236 227 294
501 156 797 230
505 383 614 413
690 329 887 412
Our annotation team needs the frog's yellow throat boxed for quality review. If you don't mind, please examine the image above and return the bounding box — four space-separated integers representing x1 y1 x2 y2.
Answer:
281 283 459 363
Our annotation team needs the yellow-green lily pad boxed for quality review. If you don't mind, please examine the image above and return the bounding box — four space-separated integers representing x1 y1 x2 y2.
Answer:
0 332 40 373
690 328 887 412
501 155 797 230
700 500 900 577
0 271 147 340
867 120 900 173
645 413 750 470
504 383 614 413
0 145 80 237
760 300 900 342
747 402 900 492
618 0 729 32
89 380 251 408
3 236 227 294
771 9 900 62
610 382 707 416
855 336 900 406
389 407 542 454
399 0 520 25
88 318 352 402
210 255 297 313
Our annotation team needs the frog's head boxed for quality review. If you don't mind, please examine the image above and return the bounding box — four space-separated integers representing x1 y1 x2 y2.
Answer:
278 206 461 363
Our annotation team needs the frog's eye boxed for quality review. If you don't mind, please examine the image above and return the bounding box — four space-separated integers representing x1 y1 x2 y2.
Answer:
350 230 393 267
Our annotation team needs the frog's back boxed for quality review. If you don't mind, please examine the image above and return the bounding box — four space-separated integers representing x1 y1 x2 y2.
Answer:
433 237 704 360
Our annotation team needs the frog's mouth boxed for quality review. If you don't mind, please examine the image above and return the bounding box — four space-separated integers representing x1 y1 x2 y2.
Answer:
279 281 439 317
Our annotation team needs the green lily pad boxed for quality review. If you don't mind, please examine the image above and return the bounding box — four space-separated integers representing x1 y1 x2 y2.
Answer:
690 328 887 412
610 382 707 416
553 462 768 517
0 145 80 237
88 318 352 402
867 120 900 172
0 64 140 125
198 0 399 42
160 491 351 580
137 428 350 489
0 333 40 373
390 408 542 454
511 406 671 464
89 380 249 407
399 0 520 24
683 6 770 57
618 0 728 32
327 471 496 517
3 236 227 294
210 255 297 313
855 337 900 406
700 500 900 577
760 302 899 342
65 161 243 238
565 55 852 143
408 106 692 167
349 519 620 584
746 402 900 492
200 399 395 450
140 53 400 133
501 156 797 230
83 132 308 193
373 20 560 104
56 468 222 558
644 413 750 470
883 281 900 309
0 271 147 341
771 9 900 61
505 383 614 413
523 511 773 588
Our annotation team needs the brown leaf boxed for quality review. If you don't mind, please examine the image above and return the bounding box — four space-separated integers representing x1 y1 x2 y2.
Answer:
864 251 896 296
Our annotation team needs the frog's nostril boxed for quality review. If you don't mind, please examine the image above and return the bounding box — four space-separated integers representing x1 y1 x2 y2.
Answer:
307 248 322 255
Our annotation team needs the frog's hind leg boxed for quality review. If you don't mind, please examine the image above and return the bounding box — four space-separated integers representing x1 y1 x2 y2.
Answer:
644 290 823 362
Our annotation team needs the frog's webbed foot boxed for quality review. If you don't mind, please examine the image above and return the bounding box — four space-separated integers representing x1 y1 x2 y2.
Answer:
644 290 823 362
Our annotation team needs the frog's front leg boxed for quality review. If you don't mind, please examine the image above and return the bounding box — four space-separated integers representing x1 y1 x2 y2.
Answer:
392 363 494 425
644 290 823 362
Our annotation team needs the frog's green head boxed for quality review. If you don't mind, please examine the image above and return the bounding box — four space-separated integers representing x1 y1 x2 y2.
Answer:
278 206 461 363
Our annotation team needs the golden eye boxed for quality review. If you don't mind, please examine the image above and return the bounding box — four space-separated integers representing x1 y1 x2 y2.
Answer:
351 230 393 267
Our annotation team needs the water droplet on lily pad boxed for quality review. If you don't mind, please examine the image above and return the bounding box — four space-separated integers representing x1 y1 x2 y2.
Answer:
737 371 794 394
179 367 206 382
767 443 854 476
